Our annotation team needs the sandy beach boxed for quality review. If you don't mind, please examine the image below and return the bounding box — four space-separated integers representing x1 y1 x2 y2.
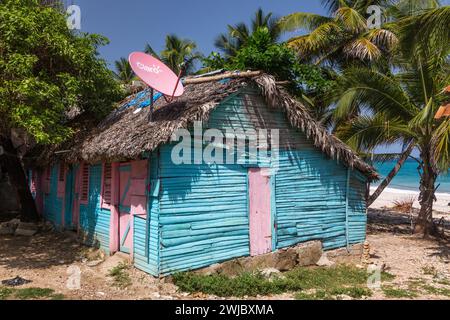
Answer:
370 187 450 214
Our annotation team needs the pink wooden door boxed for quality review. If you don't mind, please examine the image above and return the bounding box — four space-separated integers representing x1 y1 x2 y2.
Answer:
119 164 132 253
249 168 272 256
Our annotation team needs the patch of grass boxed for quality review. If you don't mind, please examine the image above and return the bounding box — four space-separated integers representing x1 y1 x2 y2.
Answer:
382 286 418 299
295 287 372 300
109 262 132 288
0 287 14 300
14 288 56 300
174 265 380 298
421 285 450 297
50 293 66 300
434 278 450 286
392 197 415 213
0 286 65 300
381 271 396 282
422 265 438 277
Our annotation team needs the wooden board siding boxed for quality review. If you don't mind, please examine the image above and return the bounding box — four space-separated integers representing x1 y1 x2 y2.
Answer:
158 145 249 275
43 164 63 227
347 171 368 245
207 87 306 151
275 150 348 250
79 164 110 253
152 88 368 275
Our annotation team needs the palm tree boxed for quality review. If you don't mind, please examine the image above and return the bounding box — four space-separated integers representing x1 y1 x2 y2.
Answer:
113 57 135 85
278 0 398 66
145 35 202 76
331 6 450 236
215 8 282 59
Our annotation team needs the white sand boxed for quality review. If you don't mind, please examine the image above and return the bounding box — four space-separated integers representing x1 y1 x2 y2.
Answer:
370 187 450 214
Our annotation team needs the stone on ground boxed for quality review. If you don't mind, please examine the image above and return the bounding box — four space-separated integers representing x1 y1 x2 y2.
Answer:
316 253 335 267
98 252 130 274
15 222 39 237
296 241 323 266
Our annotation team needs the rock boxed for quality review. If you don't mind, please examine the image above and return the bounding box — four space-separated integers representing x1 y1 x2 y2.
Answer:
295 241 323 267
0 226 15 235
197 264 221 276
0 218 21 235
260 268 284 280
217 259 245 277
336 295 353 300
87 260 103 267
15 222 39 236
41 221 55 232
316 253 335 267
15 228 38 236
273 248 298 271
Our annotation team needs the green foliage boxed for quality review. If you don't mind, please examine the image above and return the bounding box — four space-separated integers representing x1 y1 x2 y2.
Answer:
203 28 334 95
0 0 123 144
173 265 381 299
144 35 202 76
14 287 55 300
0 287 14 300
108 262 132 289
382 286 419 298
296 287 372 300
214 8 281 59
0 286 64 300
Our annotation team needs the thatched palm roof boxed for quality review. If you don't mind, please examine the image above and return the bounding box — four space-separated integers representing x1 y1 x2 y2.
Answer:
31 74 378 180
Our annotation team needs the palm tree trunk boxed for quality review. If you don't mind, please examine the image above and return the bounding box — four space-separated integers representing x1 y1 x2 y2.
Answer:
414 148 438 237
367 143 415 207
0 136 40 222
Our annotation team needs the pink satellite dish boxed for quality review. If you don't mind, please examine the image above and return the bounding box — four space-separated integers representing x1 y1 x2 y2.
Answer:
129 52 184 97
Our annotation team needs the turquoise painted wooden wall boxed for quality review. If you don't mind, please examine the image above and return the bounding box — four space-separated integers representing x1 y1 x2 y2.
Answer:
37 86 368 277
152 87 368 275
43 164 63 227
79 164 110 253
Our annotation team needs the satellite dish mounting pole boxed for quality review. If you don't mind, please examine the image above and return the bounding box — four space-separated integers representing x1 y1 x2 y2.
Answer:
148 87 154 122
166 62 186 103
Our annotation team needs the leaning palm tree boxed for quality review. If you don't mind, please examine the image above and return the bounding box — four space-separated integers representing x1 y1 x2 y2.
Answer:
145 35 202 76
113 57 135 85
215 8 282 59
278 0 399 66
331 6 450 236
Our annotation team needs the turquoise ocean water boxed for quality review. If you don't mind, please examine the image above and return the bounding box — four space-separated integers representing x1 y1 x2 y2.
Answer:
373 160 450 194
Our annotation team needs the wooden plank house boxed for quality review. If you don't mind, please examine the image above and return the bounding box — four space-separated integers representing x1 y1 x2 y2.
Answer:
28 74 378 276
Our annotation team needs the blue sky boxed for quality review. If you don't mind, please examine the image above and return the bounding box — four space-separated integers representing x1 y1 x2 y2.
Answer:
69 0 448 155
73 0 327 67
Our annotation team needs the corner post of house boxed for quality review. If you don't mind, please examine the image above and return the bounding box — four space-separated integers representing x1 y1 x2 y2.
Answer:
345 167 351 252
109 162 120 254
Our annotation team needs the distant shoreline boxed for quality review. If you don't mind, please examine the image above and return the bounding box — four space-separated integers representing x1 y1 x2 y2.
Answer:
370 186 450 197
369 186 450 213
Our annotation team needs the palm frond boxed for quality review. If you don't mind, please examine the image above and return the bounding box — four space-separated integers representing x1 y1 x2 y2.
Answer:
431 118 450 172
335 6 367 32
343 37 381 60
278 12 332 32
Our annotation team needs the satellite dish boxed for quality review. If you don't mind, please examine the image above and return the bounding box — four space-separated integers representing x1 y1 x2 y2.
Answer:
129 52 184 97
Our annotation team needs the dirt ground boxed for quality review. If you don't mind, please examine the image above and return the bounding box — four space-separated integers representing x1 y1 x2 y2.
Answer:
0 208 449 300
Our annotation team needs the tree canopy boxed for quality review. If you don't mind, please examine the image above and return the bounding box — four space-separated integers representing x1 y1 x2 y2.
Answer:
0 0 123 144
